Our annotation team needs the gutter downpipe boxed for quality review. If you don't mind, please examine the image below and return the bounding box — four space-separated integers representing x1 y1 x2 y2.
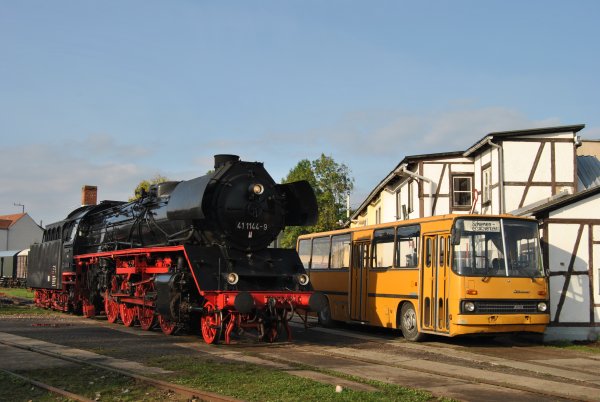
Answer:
395 166 434 216
487 138 504 214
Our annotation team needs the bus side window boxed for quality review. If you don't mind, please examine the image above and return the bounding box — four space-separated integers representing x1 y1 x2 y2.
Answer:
396 225 420 268
297 239 312 269
331 234 351 269
373 228 394 269
311 237 331 269
439 237 445 267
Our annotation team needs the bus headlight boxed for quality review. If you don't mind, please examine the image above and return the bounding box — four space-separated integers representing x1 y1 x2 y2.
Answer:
537 302 548 312
296 274 310 286
464 301 476 312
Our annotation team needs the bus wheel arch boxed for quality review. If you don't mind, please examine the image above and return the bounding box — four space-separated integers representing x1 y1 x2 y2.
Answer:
398 301 425 342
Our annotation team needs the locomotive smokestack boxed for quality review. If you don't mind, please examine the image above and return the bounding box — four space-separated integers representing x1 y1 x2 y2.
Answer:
81 185 98 206
214 154 240 169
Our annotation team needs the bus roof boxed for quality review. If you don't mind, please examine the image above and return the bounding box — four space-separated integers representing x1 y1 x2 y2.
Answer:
297 214 537 240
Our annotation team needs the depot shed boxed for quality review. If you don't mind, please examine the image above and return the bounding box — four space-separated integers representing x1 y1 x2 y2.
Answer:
0 250 20 278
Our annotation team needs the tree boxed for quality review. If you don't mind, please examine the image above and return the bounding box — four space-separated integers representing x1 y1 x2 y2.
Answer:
129 174 169 201
279 154 354 248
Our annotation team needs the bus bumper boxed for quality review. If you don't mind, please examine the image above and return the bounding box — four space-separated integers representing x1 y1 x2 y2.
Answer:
453 314 550 334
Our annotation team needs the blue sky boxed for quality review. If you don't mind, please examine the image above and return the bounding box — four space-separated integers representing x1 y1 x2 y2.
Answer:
1 1 599 225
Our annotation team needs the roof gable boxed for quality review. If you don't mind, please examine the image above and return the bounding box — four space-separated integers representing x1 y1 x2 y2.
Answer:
0 213 27 229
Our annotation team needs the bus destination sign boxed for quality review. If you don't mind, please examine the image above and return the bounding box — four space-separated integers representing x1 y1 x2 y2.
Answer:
464 220 500 232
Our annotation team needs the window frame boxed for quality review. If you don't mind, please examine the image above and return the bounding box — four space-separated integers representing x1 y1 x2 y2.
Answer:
481 163 492 206
451 173 474 211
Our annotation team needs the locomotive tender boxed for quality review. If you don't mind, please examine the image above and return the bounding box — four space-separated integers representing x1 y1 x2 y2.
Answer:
29 155 325 344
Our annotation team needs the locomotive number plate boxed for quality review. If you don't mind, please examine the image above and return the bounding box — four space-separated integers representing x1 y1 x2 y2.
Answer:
237 222 268 231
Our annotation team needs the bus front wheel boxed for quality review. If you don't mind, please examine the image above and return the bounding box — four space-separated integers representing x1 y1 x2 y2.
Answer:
399 303 425 341
318 299 335 328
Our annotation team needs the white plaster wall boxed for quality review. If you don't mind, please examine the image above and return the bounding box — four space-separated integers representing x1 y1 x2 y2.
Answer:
532 144 552 182
555 142 576 182
381 190 397 222
0 230 7 251
522 186 553 209
449 164 474 174
594 243 600 306
504 186 525 212
548 223 590 323
7 217 42 250
503 142 542 181
551 193 600 220
548 275 590 322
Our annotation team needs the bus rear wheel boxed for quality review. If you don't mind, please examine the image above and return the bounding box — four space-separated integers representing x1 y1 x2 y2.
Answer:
399 303 425 341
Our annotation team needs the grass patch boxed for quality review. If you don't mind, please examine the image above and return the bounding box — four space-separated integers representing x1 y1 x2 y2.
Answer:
0 304 55 316
150 355 440 402
0 287 35 299
2 365 184 402
545 340 600 354
0 371 64 402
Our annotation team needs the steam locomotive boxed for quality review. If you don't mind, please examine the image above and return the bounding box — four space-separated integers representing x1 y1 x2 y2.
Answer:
28 155 325 344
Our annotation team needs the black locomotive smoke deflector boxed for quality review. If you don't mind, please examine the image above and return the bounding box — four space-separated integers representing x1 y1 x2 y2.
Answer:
166 175 212 220
277 180 318 226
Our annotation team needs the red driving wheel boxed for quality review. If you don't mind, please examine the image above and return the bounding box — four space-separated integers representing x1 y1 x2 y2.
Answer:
201 302 223 344
158 315 177 335
135 282 155 331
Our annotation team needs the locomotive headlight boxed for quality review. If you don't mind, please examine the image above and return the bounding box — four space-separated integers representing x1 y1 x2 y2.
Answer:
296 274 310 286
226 272 239 285
464 301 476 312
537 302 548 312
250 183 264 195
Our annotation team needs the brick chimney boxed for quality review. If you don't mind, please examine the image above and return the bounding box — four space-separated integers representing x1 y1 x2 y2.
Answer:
81 185 98 206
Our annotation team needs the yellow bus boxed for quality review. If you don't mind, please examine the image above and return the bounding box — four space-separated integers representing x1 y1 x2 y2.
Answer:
297 214 550 341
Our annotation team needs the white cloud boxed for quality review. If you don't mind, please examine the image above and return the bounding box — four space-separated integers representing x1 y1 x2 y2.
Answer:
1 107 582 225
0 138 148 225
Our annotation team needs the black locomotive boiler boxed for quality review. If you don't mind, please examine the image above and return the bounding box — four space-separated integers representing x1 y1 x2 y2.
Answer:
29 155 325 344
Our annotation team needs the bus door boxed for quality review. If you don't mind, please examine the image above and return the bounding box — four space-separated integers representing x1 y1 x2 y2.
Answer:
436 235 450 333
421 234 450 333
421 235 436 331
350 241 369 321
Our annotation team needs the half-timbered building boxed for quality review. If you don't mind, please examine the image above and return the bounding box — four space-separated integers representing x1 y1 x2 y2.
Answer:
351 124 600 340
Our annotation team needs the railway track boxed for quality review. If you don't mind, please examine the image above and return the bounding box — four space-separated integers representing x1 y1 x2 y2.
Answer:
2 311 600 401
0 335 240 402
249 321 600 402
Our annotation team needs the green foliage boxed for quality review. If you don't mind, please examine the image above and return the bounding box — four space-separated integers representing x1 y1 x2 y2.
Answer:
129 174 169 201
0 287 34 299
280 154 354 248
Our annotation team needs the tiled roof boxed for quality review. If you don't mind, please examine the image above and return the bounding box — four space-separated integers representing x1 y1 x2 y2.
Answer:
0 213 26 229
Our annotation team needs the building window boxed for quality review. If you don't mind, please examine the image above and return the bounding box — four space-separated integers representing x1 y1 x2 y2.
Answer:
452 175 473 209
482 165 492 205
376 207 381 224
